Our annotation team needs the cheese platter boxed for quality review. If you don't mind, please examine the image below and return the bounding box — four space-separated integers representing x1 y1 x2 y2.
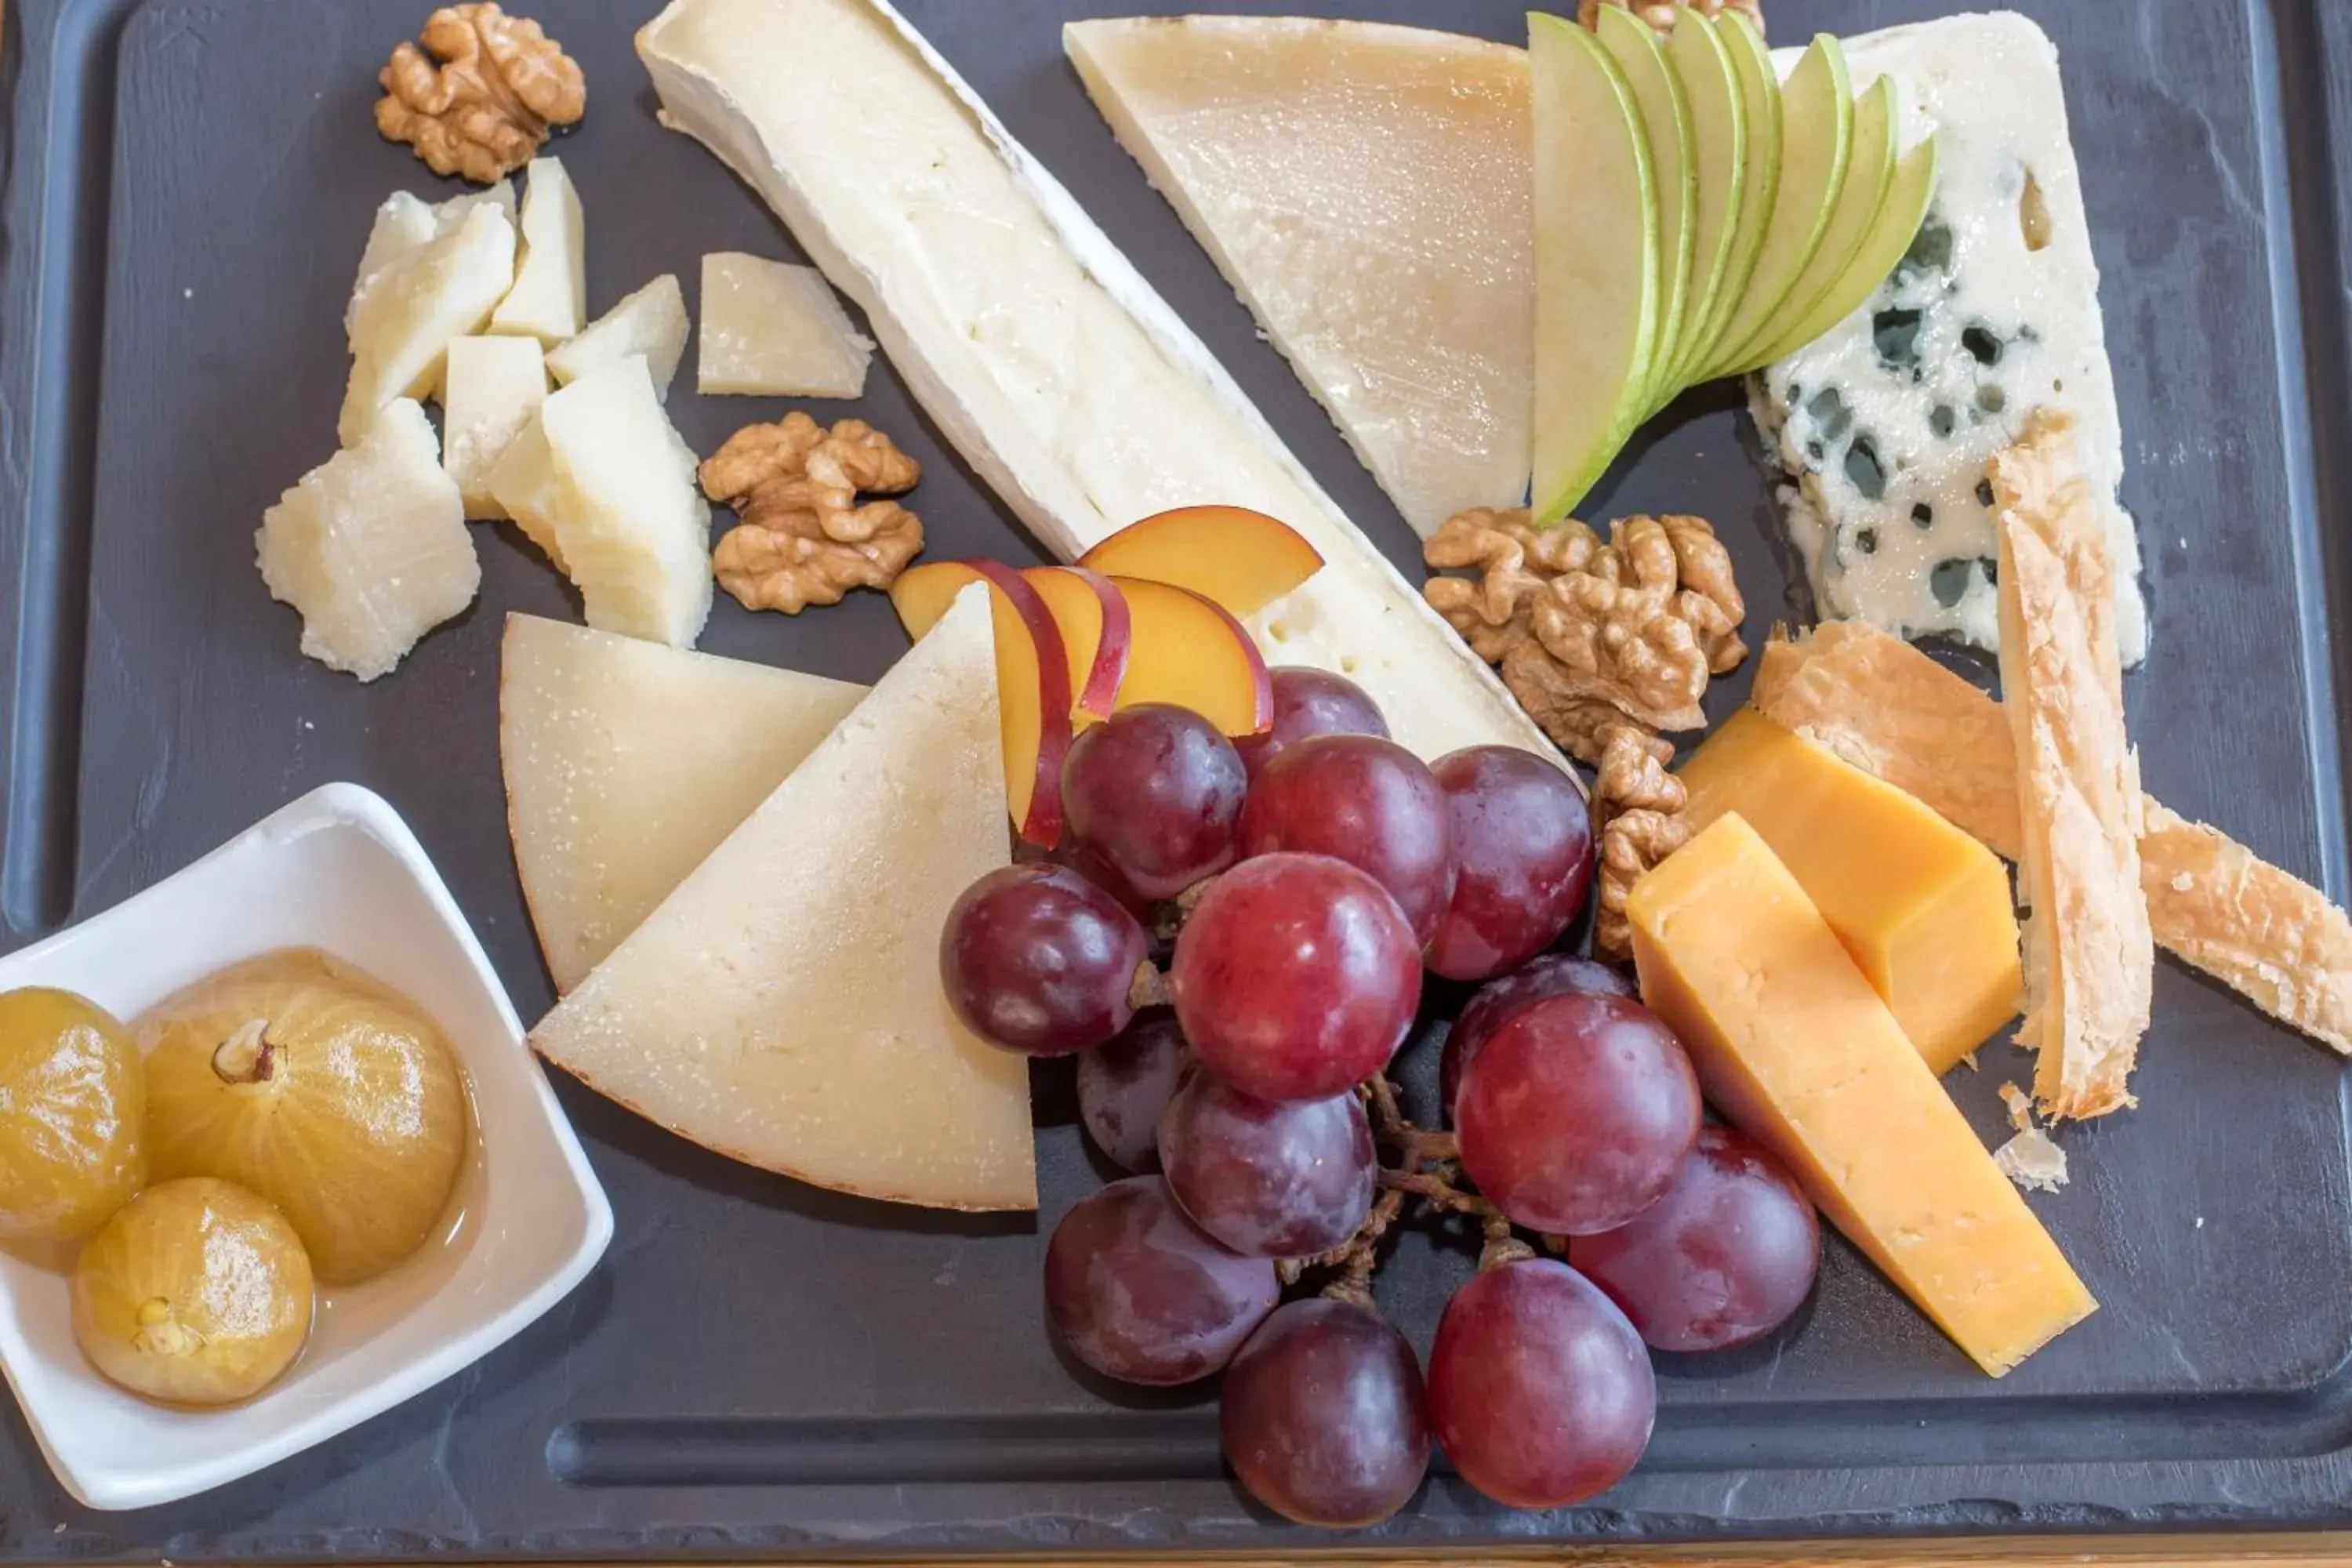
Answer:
2 0 2352 1552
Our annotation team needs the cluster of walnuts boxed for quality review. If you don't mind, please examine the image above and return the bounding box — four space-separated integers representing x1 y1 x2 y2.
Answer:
700 413 926 615
376 5 586 185
1577 0 1765 38
1425 507 1745 958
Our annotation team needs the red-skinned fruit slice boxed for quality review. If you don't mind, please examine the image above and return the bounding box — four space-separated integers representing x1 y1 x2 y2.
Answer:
1021 565 1132 721
889 559 1074 846
1077 504 1324 618
1109 575 1274 737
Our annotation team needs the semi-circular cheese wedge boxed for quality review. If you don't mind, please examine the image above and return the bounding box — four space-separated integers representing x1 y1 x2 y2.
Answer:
528 586 1038 1211
499 613 866 992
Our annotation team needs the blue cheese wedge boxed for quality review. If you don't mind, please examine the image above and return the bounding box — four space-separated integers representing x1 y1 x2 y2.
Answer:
1750 13 2147 665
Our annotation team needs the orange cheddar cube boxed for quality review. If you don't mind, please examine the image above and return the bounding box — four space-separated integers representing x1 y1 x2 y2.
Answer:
1628 814 2095 1377
1677 708 2022 1073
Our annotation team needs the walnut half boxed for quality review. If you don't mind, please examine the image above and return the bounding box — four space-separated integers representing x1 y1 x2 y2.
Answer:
376 5 586 186
701 413 925 615
1577 0 1765 39
1590 723 1691 964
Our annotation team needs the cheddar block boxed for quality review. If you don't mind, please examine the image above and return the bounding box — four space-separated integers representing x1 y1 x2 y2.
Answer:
1755 621 2352 1056
1627 814 2096 1376
530 584 1036 1210
499 614 866 992
1991 415 2150 1119
1678 707 2021 1073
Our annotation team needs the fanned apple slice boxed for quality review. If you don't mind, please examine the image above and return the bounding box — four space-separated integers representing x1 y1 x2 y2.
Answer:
1109 575 1273 738
1741 129 1940 371
1593 5 1695 419
1076 506 1323 619
1674 9 1779 387
1654 13 1745 408
1022 566 1131 720
890 559 1073 845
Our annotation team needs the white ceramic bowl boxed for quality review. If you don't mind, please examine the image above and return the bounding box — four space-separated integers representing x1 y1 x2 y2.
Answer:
0 782 612 1510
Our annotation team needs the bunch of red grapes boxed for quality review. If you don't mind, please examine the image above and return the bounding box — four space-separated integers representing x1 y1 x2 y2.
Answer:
941 668 1821 1529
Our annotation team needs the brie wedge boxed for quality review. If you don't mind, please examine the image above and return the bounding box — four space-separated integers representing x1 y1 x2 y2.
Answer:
1065 16 1533 536
637 0 1555 765
530 584 1036 1210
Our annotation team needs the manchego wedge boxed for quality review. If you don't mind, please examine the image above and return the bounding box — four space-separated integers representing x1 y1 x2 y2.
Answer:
530 584 1037 1210
500 613 866 992
546 274 691 399
341 201 517 445
256 399 480 681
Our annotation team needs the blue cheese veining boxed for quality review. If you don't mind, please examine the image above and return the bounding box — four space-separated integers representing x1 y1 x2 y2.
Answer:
1750 12 2146 665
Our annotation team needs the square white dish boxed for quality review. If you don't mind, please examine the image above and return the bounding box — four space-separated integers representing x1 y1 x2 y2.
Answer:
0 782 612 1511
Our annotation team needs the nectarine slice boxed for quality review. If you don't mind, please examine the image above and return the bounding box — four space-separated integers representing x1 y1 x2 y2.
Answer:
890 560 1072 845
1078 506 1324 619
1109 575 1275 738
1022 567 1131 721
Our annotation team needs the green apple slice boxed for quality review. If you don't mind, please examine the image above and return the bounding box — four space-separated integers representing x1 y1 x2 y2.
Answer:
1651 11 1744 413
1673 8 1779 389
1722 72 1895 372
1743 129 1941 369
1696 32 1852 382
1530 11 1659 524
1594 5 1694 417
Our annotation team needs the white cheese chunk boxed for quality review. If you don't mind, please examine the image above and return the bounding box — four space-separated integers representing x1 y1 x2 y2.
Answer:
489 156 588 343
485 409 568 570
1751 13 2146 664
348 182 515 334
1065 16 1533 536
697 252 875 397
529 584 1037 1211
501 613 866 991
256 399 479 681
638 0 1557 764
546 273 690 398
539 354 713 648
441 335 549 520
342 201 517 445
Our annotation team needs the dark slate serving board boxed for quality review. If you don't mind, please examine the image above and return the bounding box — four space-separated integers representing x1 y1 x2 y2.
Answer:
2 0 2350 1554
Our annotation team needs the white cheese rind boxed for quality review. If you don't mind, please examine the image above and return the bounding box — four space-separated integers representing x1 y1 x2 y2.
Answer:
1751 13 2146 664
546 274 691 398
637 0 1558 764
500 613 866 992
528 585 1037 1211
698 252 875 396
257 399 479 681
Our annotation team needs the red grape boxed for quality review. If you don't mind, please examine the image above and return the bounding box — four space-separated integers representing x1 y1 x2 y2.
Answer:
1171 854 1422 1102
1425 747 1594 981
1062 704 1247 900
1571 1123 1820 1352
1455 993 1700 1235
1051 834 1156 921
1237 735 1456 944
1076 1013 1189 1171
1043 1177 1278 1386
940 864 1148 1056
1236 667 1390 782
1221 1298 1430 1527
1425 1258 1654 1508
1439 955 1636 1118
1158 1073 1375 1258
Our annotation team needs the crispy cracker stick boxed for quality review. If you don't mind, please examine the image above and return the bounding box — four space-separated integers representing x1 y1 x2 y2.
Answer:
1755 626 2352 1058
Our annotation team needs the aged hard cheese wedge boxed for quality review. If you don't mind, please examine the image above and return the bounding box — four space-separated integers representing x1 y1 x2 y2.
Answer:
698 252 874 397
546 274 691 397
489 156 587 343
1756 620 2352 1055
348 183 514 333
637 0 1555 764
531 584 1036 1210
500 614 866 992
256 398 479 681
1065 16 1532 536
1992 414 2150 1120
341 200 517 445
441 335 548 520
1627 814 2095 1376
1677 706 2020 1073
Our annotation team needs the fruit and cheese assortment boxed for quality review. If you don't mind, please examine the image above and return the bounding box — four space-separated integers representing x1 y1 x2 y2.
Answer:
0 953 473 1406
19 0 2352 1526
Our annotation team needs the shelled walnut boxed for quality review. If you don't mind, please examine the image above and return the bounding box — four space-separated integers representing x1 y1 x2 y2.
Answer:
1425 507 1745 764
376 5 586 185
700 412 925 614
1577 0 1764 38
1591 724 1690 964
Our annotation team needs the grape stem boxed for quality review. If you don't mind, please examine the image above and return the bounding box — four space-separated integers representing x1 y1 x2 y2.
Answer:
1127 963 1170 1011
212 1018 279 1084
